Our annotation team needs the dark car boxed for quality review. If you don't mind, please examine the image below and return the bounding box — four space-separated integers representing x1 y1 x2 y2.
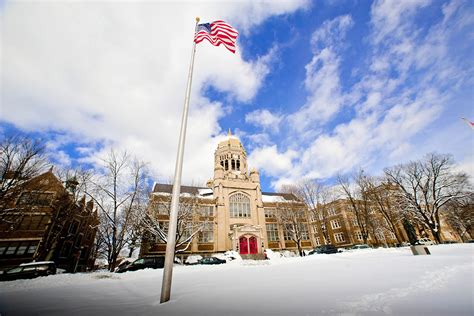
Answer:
115 257 165 273
197 257 226 265
0 261 57 281
309 245 338 255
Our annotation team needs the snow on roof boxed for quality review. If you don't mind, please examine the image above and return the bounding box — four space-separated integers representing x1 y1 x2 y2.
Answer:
20 261 55 266
262 195 287 203
198 188 213 196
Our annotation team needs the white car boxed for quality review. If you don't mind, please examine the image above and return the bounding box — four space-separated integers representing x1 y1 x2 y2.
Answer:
417 238 435 246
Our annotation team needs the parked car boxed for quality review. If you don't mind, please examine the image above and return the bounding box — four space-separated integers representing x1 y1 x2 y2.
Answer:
0 261 57 281
309 245 338 255
351 244 370 250
115 257 165 273
197 257 226 265
417 238 435 246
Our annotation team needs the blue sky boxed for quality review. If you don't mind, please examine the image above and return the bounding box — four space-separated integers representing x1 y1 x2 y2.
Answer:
1 0 473 192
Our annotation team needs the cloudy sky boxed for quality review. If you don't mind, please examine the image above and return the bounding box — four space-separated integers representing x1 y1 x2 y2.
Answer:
1 0 473 191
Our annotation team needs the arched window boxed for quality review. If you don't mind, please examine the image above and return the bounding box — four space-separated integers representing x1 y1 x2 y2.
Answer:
236 160 240 171
229 193 251 218
231 159 235 170
225 160 229 171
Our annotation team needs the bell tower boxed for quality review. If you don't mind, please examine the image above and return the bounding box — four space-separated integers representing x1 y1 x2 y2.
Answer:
214 129 248 180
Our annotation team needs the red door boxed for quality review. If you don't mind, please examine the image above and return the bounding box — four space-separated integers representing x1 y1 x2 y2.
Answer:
249 236 258 254
239 237 248 254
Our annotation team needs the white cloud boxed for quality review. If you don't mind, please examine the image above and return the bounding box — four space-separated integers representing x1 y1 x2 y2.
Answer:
1 1 307 185
245 109 283 133
248 145 297 178
370 0 431 44
288 15 353 131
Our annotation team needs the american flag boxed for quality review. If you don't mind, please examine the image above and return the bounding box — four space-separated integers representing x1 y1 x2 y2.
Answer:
194 20 238 54
461 117 474 130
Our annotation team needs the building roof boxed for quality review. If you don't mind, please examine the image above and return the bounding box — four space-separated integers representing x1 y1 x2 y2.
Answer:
152 183 208 195
152 183 299 201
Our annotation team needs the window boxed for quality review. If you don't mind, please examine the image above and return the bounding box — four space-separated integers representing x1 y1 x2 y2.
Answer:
181 224 193 241
17 192 53 206
231 159 235 170
236 160 240 171
266 224 279 241
229 193 251 218
298 223 309 240
264 208 276 218
388 232 396 239
5 243 19 255
75 234 83 248
283 224 293 241
0 243 7 255
199 205 214 217
315 237 321 246
334 232 345 243
330 219 341 229
327 207 337 216
156 203 168 215
355 231 363 241
27 242 38 254
352 218 359 226
60 242 72 258
199 223 213 243
16 242 29 255
68 220 80 235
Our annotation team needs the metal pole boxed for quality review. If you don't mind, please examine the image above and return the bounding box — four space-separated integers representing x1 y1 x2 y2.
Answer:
160 17 200 304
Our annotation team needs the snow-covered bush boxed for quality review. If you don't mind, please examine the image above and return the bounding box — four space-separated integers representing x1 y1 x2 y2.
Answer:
185 255 202 264
212 251 242 262
281 250 297 258
264 249 282 260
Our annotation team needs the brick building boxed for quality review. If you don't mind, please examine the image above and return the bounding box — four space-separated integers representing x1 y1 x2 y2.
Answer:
0 170 98 272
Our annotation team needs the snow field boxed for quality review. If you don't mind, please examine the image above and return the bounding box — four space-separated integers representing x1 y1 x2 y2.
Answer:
0 244 472 315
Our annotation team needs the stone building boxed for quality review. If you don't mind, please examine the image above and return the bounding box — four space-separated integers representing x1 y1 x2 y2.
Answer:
140 133 314 258
310 198 463 248
0 170 98 272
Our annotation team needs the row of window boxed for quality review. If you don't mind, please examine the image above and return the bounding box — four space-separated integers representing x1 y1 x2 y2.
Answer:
0 215 50 231
0 241 39 256
156 222 214 243
266 223 310 241
17 192 54 206
155 204 215 217
220 159 241 171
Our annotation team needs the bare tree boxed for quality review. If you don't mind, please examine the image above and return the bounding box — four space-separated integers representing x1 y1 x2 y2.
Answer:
283 181 335 245
274 201 309 256
83 150 149 271
337 170 373 244
141 194 211 254
442 193 473 241
0 135 48 212
364 177 404 245
384 153 470 243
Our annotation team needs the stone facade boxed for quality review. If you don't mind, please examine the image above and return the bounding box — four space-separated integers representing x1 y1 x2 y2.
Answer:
141 133 313 258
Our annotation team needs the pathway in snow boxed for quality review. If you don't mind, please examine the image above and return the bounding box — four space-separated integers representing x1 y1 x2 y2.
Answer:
338 262 472 315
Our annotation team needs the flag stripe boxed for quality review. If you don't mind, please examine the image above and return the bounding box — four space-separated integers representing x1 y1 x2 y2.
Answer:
194 20 238 53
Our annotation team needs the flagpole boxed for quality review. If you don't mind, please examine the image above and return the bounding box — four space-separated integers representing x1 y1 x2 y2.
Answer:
160 16 200 304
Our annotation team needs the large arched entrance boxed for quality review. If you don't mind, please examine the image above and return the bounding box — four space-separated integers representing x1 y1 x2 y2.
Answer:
239 235 258 255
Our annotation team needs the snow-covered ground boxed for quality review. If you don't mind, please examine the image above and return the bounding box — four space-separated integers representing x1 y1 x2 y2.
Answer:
1 244 472 315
